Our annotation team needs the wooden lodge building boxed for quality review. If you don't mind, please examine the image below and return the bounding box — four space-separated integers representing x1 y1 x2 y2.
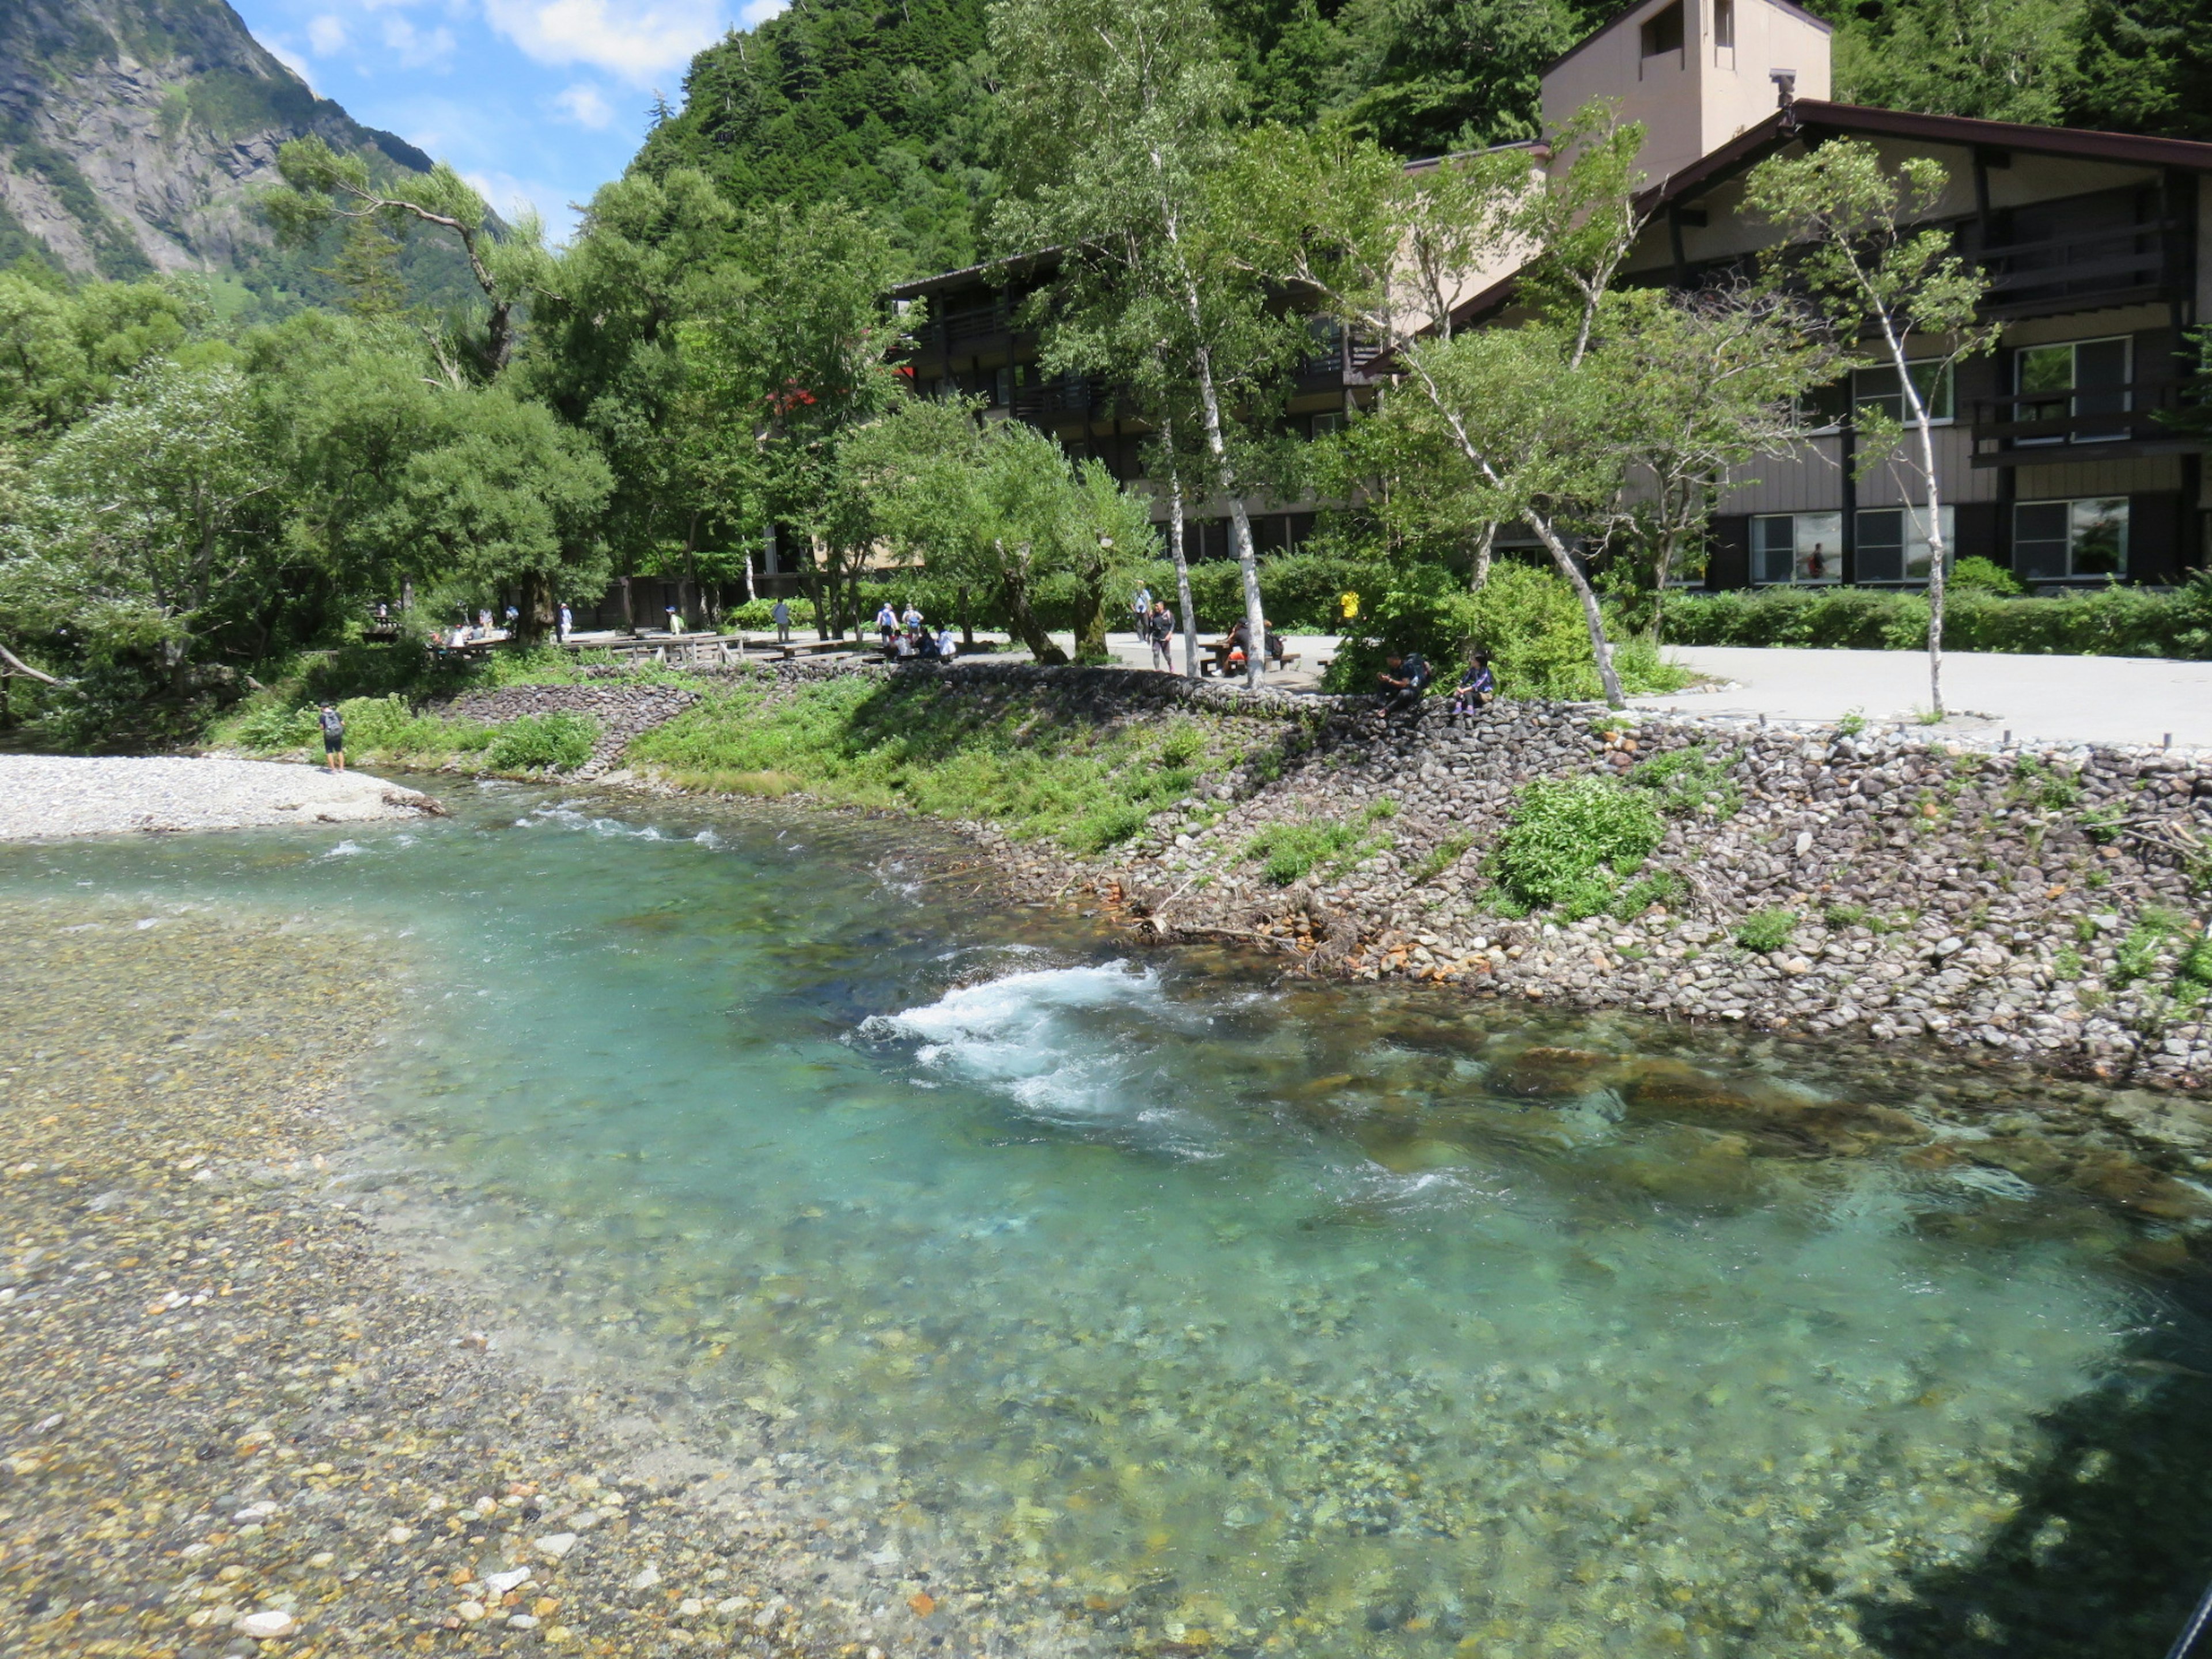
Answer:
893 0 2212 592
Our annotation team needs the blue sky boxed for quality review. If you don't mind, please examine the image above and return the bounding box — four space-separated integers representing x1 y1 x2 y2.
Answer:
232 0 787 241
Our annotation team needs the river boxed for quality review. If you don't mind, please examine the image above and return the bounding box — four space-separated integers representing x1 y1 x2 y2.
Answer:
5 777 2208 1657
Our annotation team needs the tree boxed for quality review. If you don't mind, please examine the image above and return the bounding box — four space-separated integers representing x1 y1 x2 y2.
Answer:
1745 139 1994 717
1599 285 1838 639
520 169 741 628
1832 0 2082 125
263 137 547 376
10 362 278 698
677 202 912 642
1233 108 1651 706
993 0 1305 687
844 396 1156 662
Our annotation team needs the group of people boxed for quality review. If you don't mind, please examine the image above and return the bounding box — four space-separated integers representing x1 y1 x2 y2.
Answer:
876 601 959 661
1377 647 1495 723
1126 586 1287 676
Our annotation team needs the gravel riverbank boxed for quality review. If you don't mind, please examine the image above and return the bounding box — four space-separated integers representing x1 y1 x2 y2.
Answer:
0 900 1015 1659
0 757 441 842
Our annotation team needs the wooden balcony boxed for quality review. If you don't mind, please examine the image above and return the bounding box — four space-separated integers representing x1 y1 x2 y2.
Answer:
1968 378 2200 465
1975 218 2188 319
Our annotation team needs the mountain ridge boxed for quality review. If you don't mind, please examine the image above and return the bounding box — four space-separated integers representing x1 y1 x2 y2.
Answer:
0 0 450 305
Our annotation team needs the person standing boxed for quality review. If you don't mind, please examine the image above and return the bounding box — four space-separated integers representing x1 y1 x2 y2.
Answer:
1130 584 1153 638
875 600 897 646
318 703 346 772
772 597 792 643
1149 601 1176 671
902 601 924 632
666 604 683 634
558 603 573 643
1338 590 1359 632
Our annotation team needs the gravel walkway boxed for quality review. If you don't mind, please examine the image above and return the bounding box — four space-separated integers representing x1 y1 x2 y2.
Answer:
0 756 440 842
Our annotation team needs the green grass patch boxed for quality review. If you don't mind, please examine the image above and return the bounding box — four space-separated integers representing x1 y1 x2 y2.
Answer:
485 711 599 773
1628 743 1741 820
1489 774 1666 914
1734 907 1800 954
629 676 1247 853
1245 800 1399 886
1410 832 1475 886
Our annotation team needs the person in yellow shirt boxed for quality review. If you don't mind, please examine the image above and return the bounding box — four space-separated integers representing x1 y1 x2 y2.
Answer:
1338 590 1359 632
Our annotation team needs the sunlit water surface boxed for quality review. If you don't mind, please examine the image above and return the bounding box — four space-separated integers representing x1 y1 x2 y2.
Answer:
6 781 2206 1657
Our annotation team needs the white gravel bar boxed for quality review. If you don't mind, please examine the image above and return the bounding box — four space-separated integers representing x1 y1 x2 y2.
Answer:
0 755 441 841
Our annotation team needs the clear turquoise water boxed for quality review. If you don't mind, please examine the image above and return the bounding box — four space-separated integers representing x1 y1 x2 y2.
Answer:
6 782 2205 1656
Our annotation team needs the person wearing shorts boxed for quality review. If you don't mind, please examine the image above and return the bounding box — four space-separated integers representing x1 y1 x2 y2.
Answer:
319 704 345 772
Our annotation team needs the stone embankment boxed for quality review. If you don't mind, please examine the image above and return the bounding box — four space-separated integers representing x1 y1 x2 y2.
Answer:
435 683 700 777
441 660 2212 1093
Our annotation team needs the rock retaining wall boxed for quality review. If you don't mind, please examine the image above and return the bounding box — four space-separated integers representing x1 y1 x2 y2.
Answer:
435 683 700 777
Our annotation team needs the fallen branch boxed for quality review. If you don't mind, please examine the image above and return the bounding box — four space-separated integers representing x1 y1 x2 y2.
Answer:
0 645 63 686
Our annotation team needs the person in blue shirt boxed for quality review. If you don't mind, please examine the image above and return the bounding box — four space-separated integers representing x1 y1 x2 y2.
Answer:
1449 651 1495 716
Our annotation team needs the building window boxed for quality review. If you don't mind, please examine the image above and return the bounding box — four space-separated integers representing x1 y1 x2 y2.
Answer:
1310 410 1343 439
1855 505 1955 584
1641 0 1684 57
1853 361 1954 425
2014 497 2127 580
1752 511 1842 584
1713 0 1734 48
2013 337 2131 444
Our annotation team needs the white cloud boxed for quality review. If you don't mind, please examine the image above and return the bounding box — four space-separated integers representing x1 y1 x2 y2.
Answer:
480 0 730 83
739 0 785 24
552 82 616 129
382 13 458 67
264 36 318 84
306 13 350 54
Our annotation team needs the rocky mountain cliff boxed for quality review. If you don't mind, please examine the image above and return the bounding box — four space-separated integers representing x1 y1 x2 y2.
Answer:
0 0 447 301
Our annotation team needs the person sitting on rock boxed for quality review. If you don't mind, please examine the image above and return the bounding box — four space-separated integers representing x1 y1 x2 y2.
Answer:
1377 650 1430 722
1449 651 1495 717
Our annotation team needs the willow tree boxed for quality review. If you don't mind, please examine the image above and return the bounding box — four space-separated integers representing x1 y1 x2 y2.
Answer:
1745 141 1993 717
991 0 1304 687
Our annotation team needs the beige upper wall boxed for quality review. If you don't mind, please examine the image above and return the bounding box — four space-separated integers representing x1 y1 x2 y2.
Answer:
1539 0 1832 188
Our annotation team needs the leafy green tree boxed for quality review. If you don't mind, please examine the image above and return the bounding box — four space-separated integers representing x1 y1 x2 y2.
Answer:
520 169 741 627
844 395 1156 662
1234 109 1650 705
1745 139 1993 717
0 272 210 439
1831 0 2082 124
677 202 912 639
1331 0 1579 153
2067 0 2212 138
263 137 548 376
994 0 1305 686
7 362 278 698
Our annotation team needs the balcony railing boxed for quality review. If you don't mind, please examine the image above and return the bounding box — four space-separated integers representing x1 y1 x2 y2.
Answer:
1968 377 2192 459
1975 219 2186 315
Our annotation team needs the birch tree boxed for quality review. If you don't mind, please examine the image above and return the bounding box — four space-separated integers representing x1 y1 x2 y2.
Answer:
992 0 1304 687
1231 109 1650 706
1744 141 1994 716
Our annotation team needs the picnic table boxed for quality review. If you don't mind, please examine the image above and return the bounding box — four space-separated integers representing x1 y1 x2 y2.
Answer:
1196 636 1300 677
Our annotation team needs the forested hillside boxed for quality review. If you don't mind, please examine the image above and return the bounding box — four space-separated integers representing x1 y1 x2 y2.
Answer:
635 0 2212 281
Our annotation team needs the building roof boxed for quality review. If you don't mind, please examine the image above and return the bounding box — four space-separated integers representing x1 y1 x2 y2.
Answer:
1541 0 1832 80
889 248 1060 302
1442 99 2212 334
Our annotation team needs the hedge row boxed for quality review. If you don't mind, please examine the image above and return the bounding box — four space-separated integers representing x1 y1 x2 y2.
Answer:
1661 582 2212 658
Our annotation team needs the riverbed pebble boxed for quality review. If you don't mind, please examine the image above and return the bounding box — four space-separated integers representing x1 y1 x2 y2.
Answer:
0 754 439 840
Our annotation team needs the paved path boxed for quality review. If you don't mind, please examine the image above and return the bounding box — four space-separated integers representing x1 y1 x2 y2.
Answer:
1635 646 2212 750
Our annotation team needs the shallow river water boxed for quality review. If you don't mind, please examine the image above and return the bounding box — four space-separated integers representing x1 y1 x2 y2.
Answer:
6 781 2211 1657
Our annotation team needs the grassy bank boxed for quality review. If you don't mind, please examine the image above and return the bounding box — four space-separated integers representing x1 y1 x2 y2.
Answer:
628 675 1289 853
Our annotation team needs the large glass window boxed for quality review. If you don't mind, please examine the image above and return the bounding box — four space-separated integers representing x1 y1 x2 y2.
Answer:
1853 361 1955 425
1854 505 1955 584
2013 338 2131 444
2014 498 2127 580
1751 511 1842 584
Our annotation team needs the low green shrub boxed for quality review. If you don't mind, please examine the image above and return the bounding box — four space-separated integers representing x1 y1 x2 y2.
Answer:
1245 800 1398 885
1734 908 1800 953
1665 581 2212 658
1629 742 1741 819
229 700 320 752
485 711 599 772
1950 556 2025 596
1490 774 1666 912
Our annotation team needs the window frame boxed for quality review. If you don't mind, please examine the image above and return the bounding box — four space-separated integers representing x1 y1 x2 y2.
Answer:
1851 359 1956 427
1853 505 1956 585
1750 510 1844 586
2012 497 2128 582
2011 336 2133 446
